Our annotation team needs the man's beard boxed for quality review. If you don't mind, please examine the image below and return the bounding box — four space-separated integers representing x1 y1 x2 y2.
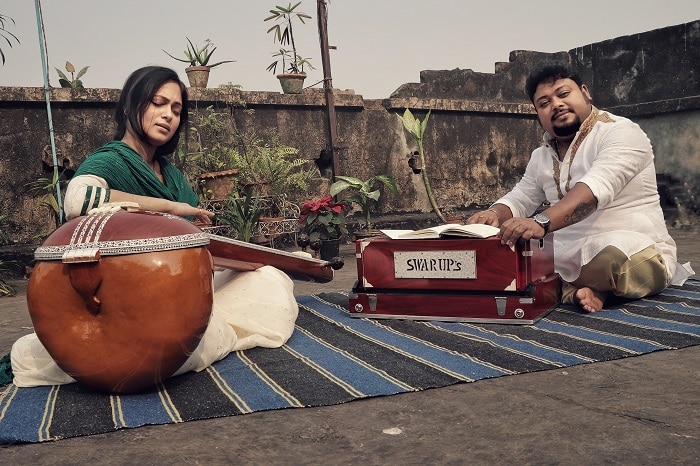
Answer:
553 118 582 137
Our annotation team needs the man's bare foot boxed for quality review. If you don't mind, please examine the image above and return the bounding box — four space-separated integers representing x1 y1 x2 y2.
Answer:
574 287 606 312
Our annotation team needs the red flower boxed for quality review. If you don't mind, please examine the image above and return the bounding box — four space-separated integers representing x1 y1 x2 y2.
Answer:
298 196 349 239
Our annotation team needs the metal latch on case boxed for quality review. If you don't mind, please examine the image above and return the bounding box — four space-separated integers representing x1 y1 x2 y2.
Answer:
495 296 507 316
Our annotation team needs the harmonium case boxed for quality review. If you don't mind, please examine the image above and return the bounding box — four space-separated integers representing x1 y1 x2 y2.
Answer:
349 235 561 324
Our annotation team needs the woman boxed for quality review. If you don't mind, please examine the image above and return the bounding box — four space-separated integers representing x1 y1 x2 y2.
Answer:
11 66 299 387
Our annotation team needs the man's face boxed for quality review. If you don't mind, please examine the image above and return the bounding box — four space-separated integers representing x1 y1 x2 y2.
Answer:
532 77 592 139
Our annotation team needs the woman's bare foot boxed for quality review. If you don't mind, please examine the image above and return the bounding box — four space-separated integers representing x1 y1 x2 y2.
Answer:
574 287 606 312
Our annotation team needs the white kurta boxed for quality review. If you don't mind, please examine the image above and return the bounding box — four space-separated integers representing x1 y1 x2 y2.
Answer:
496 108 693 284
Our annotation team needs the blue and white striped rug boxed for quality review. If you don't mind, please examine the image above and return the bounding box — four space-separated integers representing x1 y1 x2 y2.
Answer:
1 279 699 444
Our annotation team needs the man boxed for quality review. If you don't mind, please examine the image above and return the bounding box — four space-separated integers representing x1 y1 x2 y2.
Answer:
468 61 693 312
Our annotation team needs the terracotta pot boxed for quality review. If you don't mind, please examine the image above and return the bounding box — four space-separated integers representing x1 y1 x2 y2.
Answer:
276 73 306 94
353 228 384 240
186 65 211 88
199 169 239 199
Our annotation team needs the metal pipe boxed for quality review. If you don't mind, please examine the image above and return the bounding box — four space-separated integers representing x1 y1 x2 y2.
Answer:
34 0 64 220
317 0 340 180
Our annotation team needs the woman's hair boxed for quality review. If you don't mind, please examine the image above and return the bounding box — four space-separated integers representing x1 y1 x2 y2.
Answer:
525 61 584 103
114 66 189 156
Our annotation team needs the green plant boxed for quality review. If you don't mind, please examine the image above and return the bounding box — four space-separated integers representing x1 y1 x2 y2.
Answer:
0 13 20 65
232 131 319 199
264 2 315 75
173 107 241 198
163 38 235 68
398 108 446 223
298 196 349 241
175 107 317 200
27 169 67 228
0 213 16 296
218 188 264 242
55 61 88 88
330 175 398 232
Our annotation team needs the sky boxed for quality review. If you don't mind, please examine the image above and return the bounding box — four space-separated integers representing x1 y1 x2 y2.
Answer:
1 1 700 99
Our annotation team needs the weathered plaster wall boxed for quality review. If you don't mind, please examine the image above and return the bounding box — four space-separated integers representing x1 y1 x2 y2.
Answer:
1 20 698 245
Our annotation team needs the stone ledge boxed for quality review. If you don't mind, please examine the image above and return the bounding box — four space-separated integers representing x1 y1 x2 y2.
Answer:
0 86 366 108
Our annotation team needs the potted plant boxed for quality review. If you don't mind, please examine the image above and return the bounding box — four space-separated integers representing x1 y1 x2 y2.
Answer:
163 38 235 88
55 61 89 88
330 175 398 238
230 131 319 201
217 188 264 243
0 13 20 66
173 107 242 199
264 2 315 94
298 196 349 259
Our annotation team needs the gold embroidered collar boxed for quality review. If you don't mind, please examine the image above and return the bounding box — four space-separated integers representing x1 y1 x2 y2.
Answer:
546 106 615 199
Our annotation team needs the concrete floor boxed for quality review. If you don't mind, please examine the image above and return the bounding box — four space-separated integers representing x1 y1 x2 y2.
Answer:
1 226 699 465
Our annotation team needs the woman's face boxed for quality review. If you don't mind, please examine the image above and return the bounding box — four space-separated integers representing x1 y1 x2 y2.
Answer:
140 81 183 147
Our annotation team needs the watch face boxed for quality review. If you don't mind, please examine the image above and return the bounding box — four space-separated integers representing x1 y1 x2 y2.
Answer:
533 213 550 233
534 213 550 224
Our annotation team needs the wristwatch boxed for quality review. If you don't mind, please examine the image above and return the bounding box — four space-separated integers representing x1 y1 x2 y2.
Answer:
532 213 551 235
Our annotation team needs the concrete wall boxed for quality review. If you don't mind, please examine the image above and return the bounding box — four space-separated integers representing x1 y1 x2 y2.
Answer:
1 20 698 245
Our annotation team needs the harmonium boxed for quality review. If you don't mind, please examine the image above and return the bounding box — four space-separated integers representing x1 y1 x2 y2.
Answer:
349 236 561 324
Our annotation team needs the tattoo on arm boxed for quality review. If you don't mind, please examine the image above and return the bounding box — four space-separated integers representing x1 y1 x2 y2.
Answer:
563 201 596 226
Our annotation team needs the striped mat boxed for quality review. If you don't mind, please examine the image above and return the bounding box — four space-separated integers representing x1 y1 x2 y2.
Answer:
1 279 699 444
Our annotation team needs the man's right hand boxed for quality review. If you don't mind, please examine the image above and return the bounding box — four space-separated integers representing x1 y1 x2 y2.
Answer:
466 209 500 227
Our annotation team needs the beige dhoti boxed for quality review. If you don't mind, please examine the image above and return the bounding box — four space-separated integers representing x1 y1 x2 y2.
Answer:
561 245 670 305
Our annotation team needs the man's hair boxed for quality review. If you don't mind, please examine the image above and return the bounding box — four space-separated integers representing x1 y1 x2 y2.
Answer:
525 61 584 102
114 66 189 156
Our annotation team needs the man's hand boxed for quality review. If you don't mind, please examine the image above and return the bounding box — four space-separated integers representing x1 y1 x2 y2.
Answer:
466 209 500 227
466 204 511 227
497 217 545 245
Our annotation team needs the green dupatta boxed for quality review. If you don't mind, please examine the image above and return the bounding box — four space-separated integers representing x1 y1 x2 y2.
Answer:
74 141 199 207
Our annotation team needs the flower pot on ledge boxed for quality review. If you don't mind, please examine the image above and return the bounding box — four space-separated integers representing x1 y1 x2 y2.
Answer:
186 66 211 88
276 73 306 94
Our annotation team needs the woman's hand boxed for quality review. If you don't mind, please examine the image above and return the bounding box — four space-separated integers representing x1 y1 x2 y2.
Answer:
168 201 215 225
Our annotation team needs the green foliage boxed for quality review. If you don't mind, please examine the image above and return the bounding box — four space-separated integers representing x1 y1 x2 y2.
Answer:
175 107 318 201
264 2 315 74
330 175 398 231
26 169 67 228
163 38 235 68
298 196 349 241
0 13 20 66
399 108 430 140
174 107 240 198
0 213 15 297
398 108 445 223
218 188 264 242
55 61 89 88
232 131 319 198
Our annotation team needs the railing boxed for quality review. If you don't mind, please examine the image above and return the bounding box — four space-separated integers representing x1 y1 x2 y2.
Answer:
200 195 300 248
